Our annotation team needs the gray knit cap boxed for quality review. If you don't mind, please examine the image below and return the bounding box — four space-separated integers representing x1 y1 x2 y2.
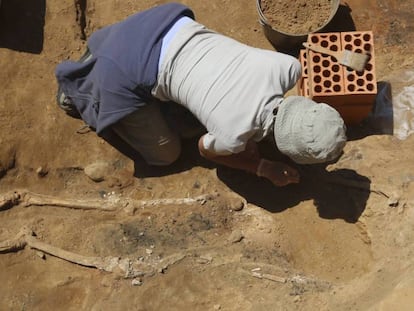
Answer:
274 96 347 164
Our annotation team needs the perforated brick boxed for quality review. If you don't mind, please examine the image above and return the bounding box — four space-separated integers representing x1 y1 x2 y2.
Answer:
340 31 377 96
298 31 378 125
307 33 345 97
301 77 310 98
296 77 310 97
299 49 308 78
297 49 308 96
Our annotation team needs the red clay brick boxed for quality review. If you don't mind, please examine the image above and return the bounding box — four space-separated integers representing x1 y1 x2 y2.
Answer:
297 31 378 125
306 32 346 97
299 49 308 78
297 77 310 97
340 31 377 96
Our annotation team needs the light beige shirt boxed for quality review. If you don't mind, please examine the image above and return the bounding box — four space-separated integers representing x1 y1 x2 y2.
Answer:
153 19 301 154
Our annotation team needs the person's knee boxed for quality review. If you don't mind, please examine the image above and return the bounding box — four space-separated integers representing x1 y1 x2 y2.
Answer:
146 140 181 166
153 149 181 166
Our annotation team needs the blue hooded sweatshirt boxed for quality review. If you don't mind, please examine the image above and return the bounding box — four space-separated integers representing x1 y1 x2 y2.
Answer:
55 3 194 134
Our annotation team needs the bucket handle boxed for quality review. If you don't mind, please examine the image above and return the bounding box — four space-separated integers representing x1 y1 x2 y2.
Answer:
256 0 271 26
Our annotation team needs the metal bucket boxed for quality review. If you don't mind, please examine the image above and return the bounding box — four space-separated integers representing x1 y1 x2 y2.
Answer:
256 0 340 54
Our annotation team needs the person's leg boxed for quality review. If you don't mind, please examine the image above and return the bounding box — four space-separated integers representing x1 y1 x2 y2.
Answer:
112 102 181 166
160 101 206 139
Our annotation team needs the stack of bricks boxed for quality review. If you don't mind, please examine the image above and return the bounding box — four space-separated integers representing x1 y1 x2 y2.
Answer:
297 31 377 125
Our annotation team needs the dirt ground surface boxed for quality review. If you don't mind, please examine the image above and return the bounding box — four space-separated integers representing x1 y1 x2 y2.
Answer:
1 0 414 310
260 0 333 34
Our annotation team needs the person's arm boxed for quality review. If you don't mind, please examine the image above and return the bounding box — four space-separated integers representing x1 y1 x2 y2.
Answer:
198 135 260 173
198 135 300 186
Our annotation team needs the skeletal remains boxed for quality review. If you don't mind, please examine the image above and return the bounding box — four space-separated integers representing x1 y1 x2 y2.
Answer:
0 189 214 213
0 226 188 278
0 189 333 289
0 189 214 278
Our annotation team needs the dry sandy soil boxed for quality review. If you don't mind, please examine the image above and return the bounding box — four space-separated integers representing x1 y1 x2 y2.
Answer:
260 0 333 34
1 0 414 310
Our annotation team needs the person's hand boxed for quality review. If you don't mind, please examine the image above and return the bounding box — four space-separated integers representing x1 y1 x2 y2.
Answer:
256 159 300 186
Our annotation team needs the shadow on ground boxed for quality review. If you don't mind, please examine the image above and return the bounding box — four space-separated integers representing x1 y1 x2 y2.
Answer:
217 164 369 223
103 116 370 224
0 0 46 54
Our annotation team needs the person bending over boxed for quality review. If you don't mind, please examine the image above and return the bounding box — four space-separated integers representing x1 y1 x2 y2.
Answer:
55 3 346 187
